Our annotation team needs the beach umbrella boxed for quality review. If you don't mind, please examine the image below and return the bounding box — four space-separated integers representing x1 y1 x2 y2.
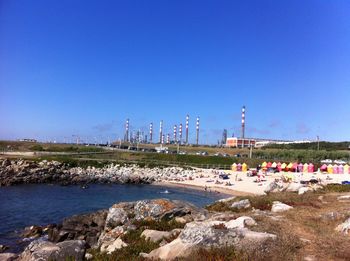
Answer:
344 164 349 174
237 163 242 171
308 163 314 173
242 163 248 172
303 163 308 173
271 162 277 168
277 162 282 172
297 163 303 172
333 164 339 174
320 164 327 172
231 163 237 172
338 164 344 174
327 164 333 174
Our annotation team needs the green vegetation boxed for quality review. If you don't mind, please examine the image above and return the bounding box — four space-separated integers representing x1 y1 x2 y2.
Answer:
206 190 326 213
265 141 350 151
132 219 185 231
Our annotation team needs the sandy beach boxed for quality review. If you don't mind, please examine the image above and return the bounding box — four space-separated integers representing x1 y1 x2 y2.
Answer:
157 168 350 196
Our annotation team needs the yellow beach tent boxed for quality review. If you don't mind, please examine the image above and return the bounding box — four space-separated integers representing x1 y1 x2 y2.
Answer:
231 163 237 172
327 164 333 174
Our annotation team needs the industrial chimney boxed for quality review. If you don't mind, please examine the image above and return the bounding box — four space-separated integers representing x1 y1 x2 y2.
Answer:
149 123 153 143
159 120 163 143
241 106 245 139
196 117 200 145
125 119 129 142
185 115 189 144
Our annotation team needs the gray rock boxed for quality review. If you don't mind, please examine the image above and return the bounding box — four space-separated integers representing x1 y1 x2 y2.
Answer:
231 199 251 210
335 217 350 234
141 229 181 243
18 239 86 261
0 244 9 253
105 208 129 231
48 210 107 248
286 183 304 192
337 195 350 201
271 201 293 213
0 253 17 261
146 218 276 260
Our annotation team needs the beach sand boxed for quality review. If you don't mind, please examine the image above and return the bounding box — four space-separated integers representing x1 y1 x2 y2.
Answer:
157 169 350 196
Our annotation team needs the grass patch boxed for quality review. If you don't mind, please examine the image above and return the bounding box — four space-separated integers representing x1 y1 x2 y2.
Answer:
206 191 322 212
132 219 185 231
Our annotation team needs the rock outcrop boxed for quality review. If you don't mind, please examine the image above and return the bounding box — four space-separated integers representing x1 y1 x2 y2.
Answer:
18 239 86 261
0 159 201 186
144 216 276 260
271 201 293 213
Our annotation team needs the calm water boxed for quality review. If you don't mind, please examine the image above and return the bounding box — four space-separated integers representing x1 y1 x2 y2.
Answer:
0 184 226 251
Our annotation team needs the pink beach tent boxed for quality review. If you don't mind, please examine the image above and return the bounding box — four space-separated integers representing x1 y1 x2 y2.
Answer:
267 162 272 168
237 163 242 171
338 164 344 174
320 164 327 172
308 163 314 173
297 163 303 172
333 164 339 174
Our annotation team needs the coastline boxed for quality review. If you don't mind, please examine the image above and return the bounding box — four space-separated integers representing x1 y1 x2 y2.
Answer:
153 181 256 197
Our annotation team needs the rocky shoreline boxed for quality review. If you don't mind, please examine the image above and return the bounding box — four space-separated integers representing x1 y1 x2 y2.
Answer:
0 198 278 261
0 159 200 187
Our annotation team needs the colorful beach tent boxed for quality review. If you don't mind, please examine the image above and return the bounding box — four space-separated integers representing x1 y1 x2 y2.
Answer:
303 163 308 173
298 163 303 172
320 164 327 172
292 162 298 171
287 162 293 171
327 164 333 174
344 164 349 174
242 163 248 172
271 162 277 168
277 162 282 172
338 164 344 174
231 163 237 172
237 163 242 171
281 163 287 170
261 162 267 170
333 164 339 174
267 162 272 168
308 163 314 173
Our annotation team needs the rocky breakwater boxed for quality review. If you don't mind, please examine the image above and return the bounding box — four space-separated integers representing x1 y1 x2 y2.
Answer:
0 158 200 186
3 198 280 260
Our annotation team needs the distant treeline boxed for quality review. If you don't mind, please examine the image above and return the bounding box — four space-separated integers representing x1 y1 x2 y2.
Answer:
253 149 350 163
264 141 350 151
30 145 104 153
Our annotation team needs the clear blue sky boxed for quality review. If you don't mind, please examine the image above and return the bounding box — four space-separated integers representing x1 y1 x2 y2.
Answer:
1 0 349 144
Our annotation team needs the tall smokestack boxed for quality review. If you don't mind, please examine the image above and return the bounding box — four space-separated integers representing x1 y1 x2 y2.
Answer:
166 134 170 144
125 119 129 142
179 124 183 144
241 106 245 139
159 120 163 143
196 117 200 145
149 123 153 143
173 125 177 143
185 115 189 144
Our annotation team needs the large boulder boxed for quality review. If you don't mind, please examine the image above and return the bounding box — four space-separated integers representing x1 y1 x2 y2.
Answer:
100 238 127 254
271 201 293 213
335 217 350 234
144 217 275 260
0 253 17 261
286 183 304 192
231 199 251 210
48 210 107 247
105 207 129 231
141 229 182 243
18 239 86 261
